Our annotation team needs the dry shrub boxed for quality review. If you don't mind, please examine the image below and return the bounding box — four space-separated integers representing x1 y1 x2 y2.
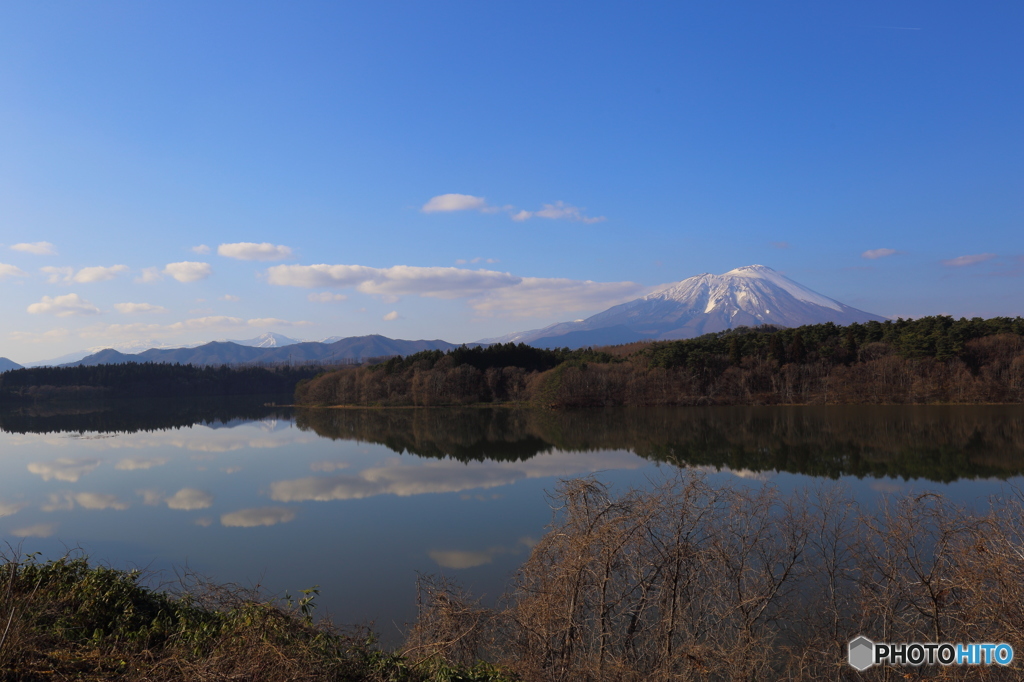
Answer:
410 472 1024 681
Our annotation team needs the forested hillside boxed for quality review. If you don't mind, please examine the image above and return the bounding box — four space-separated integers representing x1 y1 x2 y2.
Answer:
296 316 1024 407
0 363 323 402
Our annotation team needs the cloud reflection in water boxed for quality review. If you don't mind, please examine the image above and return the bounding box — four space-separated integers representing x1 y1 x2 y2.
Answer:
220 506 296 527
0 501 27 517
12 523 56 538
27 458 102 482
270 450 643 503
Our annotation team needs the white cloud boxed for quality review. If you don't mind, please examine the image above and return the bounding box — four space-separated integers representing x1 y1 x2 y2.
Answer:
246 317 311 327
166 488 214 511
221 506 296 527
0 501 27 517
9 328 70 344
27 457 102 482
27 293 101 317
942 253 996 267
470 277 650 318
11 523 55 538
307 292 348 303
115 457 168 470
41 266 74 283
164 261 212 282
11 241 55 255
77 322 166 339
513 201 605 224
421 193 488 213
269 262 646 318
267 264 378 288
192 244 211 255
77 316 308 344
217 242 293 261
382 311 400 321
114 302 168 314
267 264 521 298
72 265 129 283
168 315 244 330
221 294 240 302
862 248 898 259
0 263 28 280
136 267 163 283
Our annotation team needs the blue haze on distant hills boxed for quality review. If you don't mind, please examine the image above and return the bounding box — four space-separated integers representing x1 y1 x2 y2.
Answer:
12 266 885 368
60 335 460 368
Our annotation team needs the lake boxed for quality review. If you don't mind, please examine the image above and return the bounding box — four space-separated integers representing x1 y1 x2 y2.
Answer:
2 401 1023 644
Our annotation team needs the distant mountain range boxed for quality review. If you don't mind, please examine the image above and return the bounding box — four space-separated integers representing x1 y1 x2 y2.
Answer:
4 265 886 368
0 357 23 372
479 265 885 349
60 335 459 368
22 332 309 368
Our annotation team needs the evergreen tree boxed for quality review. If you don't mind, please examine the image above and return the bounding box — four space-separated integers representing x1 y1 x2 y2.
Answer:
768 334 785 364
844 328 857 364
788 332 807 364
728 337 742 366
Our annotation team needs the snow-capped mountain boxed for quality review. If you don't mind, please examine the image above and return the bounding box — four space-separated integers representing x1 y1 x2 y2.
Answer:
227 332 302 348
481 265 885 348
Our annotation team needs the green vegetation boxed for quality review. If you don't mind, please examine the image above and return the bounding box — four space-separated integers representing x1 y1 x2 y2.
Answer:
296 316 1024 407
0 363 324 403
0 552 517 681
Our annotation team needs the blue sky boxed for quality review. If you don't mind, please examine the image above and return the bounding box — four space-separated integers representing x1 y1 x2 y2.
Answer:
1 2 1021 363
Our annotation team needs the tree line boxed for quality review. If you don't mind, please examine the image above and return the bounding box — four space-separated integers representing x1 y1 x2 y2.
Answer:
0 362 325 403
295 315 1024 407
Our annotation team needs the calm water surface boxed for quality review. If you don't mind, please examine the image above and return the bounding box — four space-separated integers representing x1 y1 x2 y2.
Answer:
2 401 1023 642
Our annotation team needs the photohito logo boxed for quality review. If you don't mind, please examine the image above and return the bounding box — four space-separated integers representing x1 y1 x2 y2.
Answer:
848 636 1014 670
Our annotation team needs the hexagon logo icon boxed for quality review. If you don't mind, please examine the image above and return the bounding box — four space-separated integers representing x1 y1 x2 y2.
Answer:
849 636 875 671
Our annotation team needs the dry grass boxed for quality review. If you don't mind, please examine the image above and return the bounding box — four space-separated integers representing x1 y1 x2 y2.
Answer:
411 472 1024 680
0 552 515 681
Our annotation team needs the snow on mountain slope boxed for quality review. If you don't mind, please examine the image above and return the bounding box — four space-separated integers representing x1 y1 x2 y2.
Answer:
229 332 302 348
483 265 884 348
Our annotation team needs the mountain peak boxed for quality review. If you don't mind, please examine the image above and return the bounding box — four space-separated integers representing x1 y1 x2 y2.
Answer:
482 264 885 348
229 332 302 348
725 264 774 275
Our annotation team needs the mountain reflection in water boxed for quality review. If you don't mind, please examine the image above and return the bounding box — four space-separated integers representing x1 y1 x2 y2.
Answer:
294 405 1024 482
5 401 1021 483
3 400 1023 645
